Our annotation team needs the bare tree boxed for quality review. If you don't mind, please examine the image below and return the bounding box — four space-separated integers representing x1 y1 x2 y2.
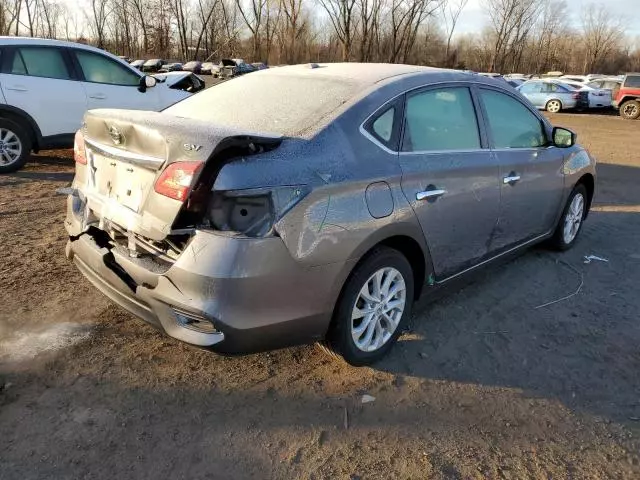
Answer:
483 0 540 72
317 0 358 61
236 0 268 60
87 0 110 48
581 4 624 73
440 0 468 66
357 0 383 62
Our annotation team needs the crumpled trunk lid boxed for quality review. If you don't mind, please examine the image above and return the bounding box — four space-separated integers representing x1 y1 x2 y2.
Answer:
74 109 282 242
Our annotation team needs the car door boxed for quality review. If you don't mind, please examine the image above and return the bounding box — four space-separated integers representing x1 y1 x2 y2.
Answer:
398 85 501 278
70 48 160 112
519 82 544 107
0 45 87 137
477 87 564 250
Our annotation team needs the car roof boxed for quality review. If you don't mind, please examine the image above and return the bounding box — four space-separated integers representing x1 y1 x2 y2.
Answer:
0 36 134 66
250 63 471 87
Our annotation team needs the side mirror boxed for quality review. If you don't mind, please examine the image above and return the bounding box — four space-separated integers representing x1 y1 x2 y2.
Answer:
552 126 576 148
138 75 157 93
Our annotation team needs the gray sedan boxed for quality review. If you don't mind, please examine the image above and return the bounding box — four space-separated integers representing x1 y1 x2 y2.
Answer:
64 64 596 365
518 80 589 112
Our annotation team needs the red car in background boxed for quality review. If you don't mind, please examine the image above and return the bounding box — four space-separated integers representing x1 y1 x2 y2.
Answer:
613 73 640 120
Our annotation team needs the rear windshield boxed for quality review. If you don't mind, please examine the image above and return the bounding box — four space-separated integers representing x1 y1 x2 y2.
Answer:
624 75 640 88
164 74 360 136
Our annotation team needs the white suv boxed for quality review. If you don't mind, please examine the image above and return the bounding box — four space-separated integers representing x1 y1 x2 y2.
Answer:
0 37 192 172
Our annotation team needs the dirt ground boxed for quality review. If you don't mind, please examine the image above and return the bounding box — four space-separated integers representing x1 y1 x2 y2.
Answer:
1 112 639 479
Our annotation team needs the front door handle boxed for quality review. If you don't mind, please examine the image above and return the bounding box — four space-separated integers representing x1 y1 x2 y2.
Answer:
6 85 28 92
416 189 447 201
503 174 521 185
89 93 107 100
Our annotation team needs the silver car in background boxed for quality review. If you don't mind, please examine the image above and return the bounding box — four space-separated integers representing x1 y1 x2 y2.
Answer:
64 64 596 365
518 80 589 113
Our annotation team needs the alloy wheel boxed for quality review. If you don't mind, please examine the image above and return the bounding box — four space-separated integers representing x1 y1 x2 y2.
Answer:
351 267 407 352
622 102 639 118
547 100 561 113
0 128 23 166
563 193 585 244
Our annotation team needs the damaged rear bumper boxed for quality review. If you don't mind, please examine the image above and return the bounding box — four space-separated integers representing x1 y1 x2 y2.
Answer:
64 199 345 354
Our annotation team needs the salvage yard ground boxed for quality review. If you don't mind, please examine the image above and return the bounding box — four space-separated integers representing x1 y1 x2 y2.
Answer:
1 112 639 479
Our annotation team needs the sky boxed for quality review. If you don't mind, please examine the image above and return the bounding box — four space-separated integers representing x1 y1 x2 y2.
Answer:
456 0 640 38
66 0 640 41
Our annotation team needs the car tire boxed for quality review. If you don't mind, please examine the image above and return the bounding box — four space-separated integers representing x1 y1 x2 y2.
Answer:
0 118 31 174
549 184 588 251
324 247 414 366
545 99 562 113
620 100 640 120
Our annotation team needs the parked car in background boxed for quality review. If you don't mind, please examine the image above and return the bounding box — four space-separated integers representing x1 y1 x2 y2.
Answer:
130 59 145 70
151 71 205 94
560 75 590 84
218 58 255 78
64 64 595 365
159 62 183 73
588 77 622 92
557 79 612 108
141 59 165 72
251 62 268 70
118 55 131 63
613 73 640 120
200 62 219 75
0 37 195 172
518 80 589 113
183 61 202 74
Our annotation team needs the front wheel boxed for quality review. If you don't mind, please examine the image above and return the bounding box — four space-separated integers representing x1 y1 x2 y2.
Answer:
545 99 562 113
620 100 640 120
324 247 414 366
549 184 587 251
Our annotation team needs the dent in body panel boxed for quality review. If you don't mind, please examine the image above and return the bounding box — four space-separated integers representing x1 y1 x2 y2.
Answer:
562 148 591 175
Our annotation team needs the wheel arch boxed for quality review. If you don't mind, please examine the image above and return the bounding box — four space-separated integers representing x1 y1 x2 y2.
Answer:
0 105 42 151
576 173 595 218
323 231 432 342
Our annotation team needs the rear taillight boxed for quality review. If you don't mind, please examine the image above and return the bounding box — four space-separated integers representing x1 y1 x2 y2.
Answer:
571 92 580 99
154 161 202 201
74 130 86 165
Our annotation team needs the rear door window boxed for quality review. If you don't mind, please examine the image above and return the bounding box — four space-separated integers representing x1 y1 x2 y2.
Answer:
479 89 547 149
402 87 481 152
11 47 70 80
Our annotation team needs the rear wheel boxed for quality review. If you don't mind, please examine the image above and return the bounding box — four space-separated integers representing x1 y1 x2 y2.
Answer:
324 247 414 366
620 100 640 120
549 184 587 251
545 99 562 113
0 118 30 173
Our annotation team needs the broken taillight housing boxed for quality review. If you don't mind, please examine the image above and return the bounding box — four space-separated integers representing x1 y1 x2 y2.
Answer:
208 185 309 237
74 130 86 165
154 161 203 201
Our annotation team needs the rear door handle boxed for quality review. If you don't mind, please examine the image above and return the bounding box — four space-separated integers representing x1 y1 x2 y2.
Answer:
89 93 107 100
416 189 447 201
503 174 521 185
6 85 28 92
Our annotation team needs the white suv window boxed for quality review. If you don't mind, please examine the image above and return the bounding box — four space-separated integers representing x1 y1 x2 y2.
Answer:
12 47 70 80
75 50 140 86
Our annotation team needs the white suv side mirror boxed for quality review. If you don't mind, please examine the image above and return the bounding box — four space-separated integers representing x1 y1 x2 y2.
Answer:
138 75 157 92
